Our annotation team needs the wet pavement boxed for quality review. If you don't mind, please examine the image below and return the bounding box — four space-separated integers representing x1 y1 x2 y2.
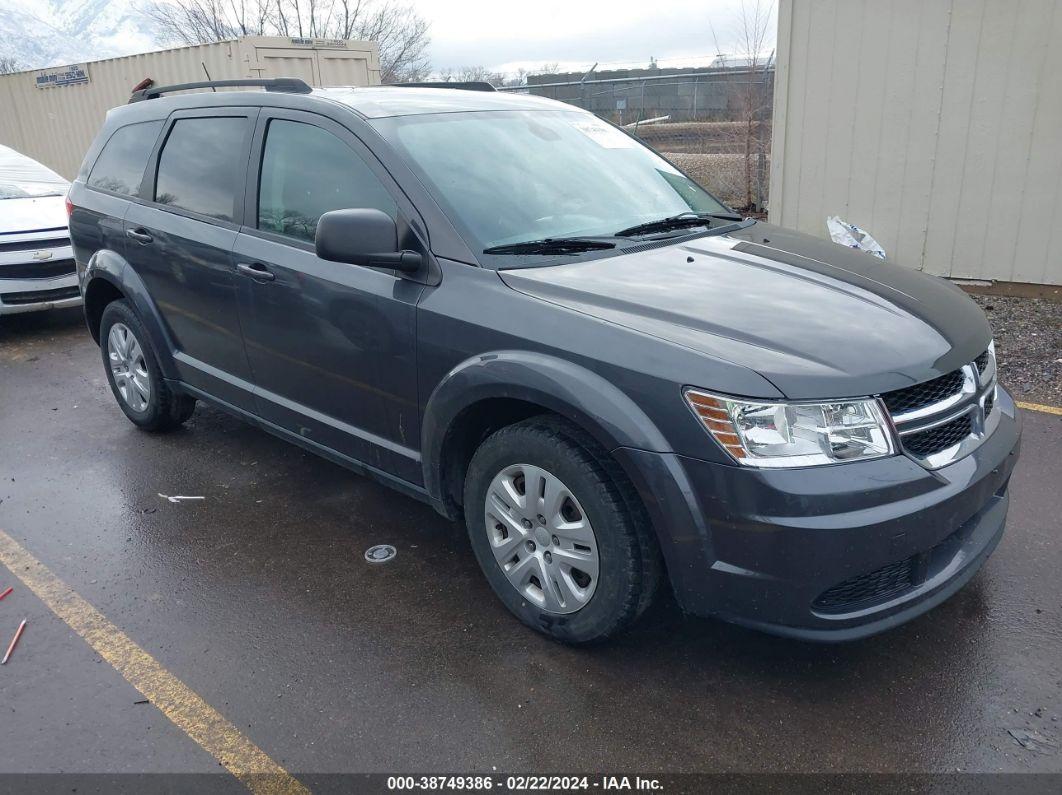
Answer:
1 307 1060 777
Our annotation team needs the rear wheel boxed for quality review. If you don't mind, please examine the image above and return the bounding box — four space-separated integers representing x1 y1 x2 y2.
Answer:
464 416 661 643
100 300 195 431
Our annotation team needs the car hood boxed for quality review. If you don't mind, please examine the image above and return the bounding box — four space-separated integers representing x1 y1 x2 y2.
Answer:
0 195 68 235
498 222 992 400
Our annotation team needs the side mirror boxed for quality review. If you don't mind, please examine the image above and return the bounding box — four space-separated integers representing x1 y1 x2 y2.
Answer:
315 208 422 273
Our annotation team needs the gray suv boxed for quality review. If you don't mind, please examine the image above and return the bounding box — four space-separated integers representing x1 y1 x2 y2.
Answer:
69 79 1021 643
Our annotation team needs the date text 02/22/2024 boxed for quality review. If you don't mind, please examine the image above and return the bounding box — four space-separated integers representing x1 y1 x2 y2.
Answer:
386 776 663 791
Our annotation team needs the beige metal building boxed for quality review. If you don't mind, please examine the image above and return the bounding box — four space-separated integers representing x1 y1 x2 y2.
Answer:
0 36 380 180
769 0 1062 286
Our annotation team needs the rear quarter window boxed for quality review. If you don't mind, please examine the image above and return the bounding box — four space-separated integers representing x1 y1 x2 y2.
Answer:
87 120 164 197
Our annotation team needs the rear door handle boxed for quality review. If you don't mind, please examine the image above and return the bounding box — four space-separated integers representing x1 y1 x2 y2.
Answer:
126 228 153 244
236 262 276 282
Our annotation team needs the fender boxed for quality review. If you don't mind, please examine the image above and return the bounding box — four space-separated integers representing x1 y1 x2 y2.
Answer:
83 250 180 382
421 351 723 604
421 350 672 509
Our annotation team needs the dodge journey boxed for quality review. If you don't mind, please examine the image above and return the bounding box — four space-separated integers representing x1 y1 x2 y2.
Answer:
69 79 1021 643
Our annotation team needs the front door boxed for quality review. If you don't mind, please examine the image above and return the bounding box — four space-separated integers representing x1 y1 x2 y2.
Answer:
233 109 425 483
125 109 257 409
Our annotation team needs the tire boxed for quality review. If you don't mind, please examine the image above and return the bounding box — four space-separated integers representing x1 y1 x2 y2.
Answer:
99 299 195 432
464 415 662 643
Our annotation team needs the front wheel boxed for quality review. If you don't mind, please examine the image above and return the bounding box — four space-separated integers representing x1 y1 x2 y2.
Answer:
464 416 662 643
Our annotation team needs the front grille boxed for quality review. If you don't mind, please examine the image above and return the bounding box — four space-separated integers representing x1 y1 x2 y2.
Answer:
883 349 995 469
0 258 76 280
0 236 69 253
904 413 973 457
881 368 965 415
813 555 917 613
975 349 990 374
0 285 80 305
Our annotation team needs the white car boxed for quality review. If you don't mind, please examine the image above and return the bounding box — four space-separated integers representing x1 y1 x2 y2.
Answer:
0 145 79 315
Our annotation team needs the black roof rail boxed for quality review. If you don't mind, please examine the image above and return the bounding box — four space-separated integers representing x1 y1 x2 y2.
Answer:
393 81 497 92
128 78 313 103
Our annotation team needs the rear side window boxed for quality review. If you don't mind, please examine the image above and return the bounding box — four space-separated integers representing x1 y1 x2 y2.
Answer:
87 121 163 196
258 119 396 243
155 117 248 222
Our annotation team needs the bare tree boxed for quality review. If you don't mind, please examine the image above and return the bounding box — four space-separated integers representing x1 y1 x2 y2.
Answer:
141 0 240 44
0 56 23 74
504 63 561 88
436 62 561 89
354 1 430 82
728 0 775 210
437 65 506 87
140 0 430 82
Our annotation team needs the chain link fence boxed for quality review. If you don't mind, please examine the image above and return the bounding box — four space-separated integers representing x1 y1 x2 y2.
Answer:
508 67 773 212
632 119 770 213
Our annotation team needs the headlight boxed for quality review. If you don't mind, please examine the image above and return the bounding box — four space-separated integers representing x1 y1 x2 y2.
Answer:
684 389 896 468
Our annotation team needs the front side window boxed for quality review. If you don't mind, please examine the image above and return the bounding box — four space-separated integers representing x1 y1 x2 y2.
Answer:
155 117 248 221
375 110 727 252
86 121 163 197
258 119 396 243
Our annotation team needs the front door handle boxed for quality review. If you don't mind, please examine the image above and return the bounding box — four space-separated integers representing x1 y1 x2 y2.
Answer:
126 228 153 244
236 262 276 282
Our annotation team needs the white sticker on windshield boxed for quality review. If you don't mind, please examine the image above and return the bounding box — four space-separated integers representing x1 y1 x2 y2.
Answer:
571 118 636 149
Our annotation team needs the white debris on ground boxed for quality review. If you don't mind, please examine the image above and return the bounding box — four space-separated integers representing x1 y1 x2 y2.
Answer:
157 493 205 503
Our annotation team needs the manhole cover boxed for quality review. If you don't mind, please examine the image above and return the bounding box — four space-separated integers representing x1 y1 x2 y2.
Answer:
365 544 397 564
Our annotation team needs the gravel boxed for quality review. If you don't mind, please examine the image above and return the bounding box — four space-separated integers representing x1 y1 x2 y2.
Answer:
971 294 1062 407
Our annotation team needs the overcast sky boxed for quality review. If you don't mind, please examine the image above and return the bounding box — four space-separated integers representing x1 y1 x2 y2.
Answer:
7 0 774 74
417 0 776 74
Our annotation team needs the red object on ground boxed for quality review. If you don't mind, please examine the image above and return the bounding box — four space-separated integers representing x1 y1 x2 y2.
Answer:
2 619 26 664
0 587 11 601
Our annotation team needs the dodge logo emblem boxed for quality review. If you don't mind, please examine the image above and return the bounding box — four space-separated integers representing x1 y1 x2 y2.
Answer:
31 250 54 261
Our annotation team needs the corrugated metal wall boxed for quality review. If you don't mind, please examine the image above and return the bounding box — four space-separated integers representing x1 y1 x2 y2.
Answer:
0 37 380 180
770 0 1062 286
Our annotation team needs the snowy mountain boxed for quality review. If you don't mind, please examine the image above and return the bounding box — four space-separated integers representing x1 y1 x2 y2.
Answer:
0 0 159 70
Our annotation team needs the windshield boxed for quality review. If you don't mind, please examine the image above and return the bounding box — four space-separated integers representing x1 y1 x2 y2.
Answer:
0 145 68 200
374 110 728 251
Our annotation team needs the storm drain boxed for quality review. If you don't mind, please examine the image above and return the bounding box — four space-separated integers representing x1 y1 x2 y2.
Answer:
365 544 397 564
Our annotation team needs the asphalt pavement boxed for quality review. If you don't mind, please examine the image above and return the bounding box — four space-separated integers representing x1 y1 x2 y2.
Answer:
1 307 1060 783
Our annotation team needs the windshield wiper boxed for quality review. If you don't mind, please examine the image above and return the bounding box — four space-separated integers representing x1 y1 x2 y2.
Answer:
483 237 616 255
615 211 745 238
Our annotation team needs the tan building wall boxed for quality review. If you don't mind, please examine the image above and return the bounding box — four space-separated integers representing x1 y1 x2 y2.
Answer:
0 37 380 180
770 0 1062 285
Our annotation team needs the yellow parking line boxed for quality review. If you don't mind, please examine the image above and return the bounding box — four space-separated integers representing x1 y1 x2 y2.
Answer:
0 529 309 795
1016 401 1062 416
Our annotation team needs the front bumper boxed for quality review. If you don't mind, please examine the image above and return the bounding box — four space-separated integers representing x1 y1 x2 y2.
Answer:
616 387 1022 641
0 273 82 315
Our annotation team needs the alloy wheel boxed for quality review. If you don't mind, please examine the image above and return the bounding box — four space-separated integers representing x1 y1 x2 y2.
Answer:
107 322 151 412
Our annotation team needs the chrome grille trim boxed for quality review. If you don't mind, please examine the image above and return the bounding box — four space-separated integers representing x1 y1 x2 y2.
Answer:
887 366 976 424
885 345 998 469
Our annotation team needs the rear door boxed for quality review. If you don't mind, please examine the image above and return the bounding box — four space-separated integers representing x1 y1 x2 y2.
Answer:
124 108 258 409
232 108 425 482
76 119 165 273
